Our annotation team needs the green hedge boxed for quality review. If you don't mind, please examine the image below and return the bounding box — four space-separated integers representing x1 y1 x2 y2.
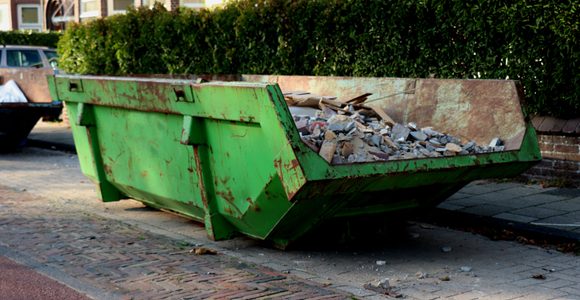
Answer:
58 0 580 118
0 30 61 48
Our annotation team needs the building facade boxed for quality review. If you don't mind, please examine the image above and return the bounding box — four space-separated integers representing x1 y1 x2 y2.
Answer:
0 0 207 31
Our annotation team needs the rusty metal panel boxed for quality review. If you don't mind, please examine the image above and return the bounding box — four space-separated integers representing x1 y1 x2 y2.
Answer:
248 76 527 151
0 69 55 103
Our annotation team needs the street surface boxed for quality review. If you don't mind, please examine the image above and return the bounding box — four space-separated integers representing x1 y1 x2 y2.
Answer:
1 147 580 299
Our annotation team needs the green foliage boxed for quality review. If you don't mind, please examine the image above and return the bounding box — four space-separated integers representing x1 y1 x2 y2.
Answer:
58 0 580 118
0 30 61 48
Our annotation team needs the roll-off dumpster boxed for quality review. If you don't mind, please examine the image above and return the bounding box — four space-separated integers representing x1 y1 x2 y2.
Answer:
46 75 541 249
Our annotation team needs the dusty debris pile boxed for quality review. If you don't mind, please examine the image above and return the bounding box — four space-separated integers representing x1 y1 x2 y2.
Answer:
285 91 505 164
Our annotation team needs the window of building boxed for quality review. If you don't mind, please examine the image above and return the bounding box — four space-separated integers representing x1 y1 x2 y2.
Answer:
81 0 99 18
145 0 163 8
17 4 42 31
181 0 205 9
108 0 136 15
0 4 9 31
7 50 43 68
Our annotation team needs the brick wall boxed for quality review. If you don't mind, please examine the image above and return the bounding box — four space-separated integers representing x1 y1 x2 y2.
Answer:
520 115 580 186
99 0 107 17
165 0 179 11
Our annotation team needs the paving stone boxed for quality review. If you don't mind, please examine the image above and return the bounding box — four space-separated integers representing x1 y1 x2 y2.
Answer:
443 198 494 208
501 186 554 196
538 279 576 289
445 192 473 201
485 197 556 209
467 192 521 203
458 185 508 195
531 215 580 229
559 285 580 296
0 187 352 300
492 212 539 223
459 204 512 216
448 290 485 300
551 295 580 300
509 207 565 219
536 200 580 212
436 203 465 211
521 194 571 203
399 287 441 300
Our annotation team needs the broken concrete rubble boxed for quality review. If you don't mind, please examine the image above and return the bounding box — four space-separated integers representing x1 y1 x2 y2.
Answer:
288 91 505 164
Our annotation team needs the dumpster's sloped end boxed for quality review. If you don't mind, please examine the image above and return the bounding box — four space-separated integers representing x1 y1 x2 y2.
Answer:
51 76 306 243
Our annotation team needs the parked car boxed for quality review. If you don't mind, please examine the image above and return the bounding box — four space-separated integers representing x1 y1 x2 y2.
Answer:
0 45 59 69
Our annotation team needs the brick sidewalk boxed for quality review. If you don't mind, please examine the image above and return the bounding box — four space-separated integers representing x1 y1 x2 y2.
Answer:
0 185 354 300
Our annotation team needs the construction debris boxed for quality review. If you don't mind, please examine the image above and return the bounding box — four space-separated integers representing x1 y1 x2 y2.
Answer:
288 92 506 164
191 247 218 255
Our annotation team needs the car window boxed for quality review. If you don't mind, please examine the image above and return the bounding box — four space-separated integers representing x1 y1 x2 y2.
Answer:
6 50 43 67
43 50 58 68
44 50 58 61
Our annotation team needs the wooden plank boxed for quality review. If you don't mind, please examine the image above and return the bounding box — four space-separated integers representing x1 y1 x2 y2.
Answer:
383 136 399 149
292 95 337 108
531 115 545 130
538 116 557 133
344 93 373 104
550 118 568 133
369 104 396 127
320 98 348 108
319 102 354 115
563 117 580 134
282 90 309 96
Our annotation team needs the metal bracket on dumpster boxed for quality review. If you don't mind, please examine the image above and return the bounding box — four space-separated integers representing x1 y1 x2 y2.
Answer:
76 103 96 127
68 79 83 92
180 116 206 145
172 84 194 103
404 80 416 94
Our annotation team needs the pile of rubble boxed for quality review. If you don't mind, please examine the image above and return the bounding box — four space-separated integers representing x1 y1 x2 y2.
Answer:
286 91 504 164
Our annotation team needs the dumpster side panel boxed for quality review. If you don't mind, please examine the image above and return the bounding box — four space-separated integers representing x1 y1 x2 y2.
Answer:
94 106 207 213
247 76 527 151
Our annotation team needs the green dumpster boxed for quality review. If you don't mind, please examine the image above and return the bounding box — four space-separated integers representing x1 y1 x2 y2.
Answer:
46 75 541 249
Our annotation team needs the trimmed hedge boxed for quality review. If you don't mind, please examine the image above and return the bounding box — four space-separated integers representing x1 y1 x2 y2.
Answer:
58 0 580 118
0 31 62 48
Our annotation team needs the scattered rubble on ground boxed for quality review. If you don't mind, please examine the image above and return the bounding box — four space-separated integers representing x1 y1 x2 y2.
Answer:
191 247 218 255
285 91 505 164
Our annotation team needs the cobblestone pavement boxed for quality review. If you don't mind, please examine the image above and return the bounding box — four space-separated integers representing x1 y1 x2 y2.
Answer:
0 186 352 300
2 147 580 299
